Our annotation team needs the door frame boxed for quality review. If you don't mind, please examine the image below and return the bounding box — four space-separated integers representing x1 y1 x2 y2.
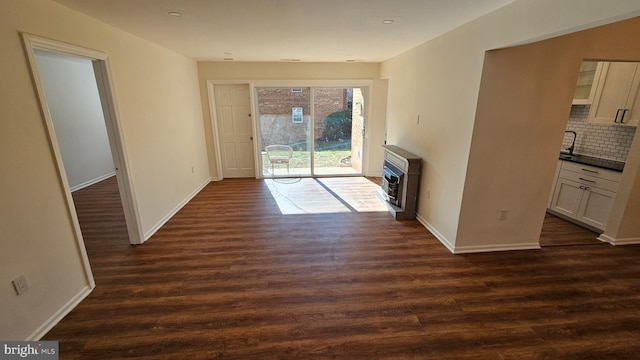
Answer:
22 34 144 254
252 80 372 178
207 81 257 180
207 80 372 179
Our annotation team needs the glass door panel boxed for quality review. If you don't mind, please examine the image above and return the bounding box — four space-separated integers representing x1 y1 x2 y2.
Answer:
313 88 363 176
256 87 311 177
255 86 366 178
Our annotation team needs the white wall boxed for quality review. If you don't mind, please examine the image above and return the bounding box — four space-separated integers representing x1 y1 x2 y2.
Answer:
380 0 640 252
1 0 209 340
196 62 387 179
34 50 114 191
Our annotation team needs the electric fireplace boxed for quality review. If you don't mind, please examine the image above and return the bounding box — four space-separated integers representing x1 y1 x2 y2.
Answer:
377 145 421 220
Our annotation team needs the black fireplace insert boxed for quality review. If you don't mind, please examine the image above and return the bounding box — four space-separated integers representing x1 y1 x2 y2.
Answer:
382 161 403 206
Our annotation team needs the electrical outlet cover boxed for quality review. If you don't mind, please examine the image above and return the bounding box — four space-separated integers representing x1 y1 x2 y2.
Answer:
12 274 28 295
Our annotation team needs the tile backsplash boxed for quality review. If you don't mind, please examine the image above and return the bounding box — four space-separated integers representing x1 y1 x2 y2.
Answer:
562 105 636 162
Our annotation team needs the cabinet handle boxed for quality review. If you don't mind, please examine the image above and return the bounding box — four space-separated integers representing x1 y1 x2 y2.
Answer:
579 185 591 190
614 109 623 123
578 177 596 183
620 109 630 124
581 168 599 174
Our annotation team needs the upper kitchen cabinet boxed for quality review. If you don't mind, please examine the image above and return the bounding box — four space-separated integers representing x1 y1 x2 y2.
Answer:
573 61 601 105
588 61 640 126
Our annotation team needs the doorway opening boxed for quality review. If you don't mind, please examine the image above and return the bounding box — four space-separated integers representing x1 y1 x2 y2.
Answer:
256 86 366 178
542 59 638 247
23 34 143 259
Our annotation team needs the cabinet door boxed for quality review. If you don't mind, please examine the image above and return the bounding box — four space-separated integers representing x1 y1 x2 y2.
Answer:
550 178 583 218
589 62 638 125
622 65 640 126
573 61 601 105
577 186 616 230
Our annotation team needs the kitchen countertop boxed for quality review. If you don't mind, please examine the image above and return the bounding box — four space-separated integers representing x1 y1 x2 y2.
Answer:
558 153 625 172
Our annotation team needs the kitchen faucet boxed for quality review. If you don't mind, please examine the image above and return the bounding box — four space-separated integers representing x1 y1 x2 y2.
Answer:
564 130 577 155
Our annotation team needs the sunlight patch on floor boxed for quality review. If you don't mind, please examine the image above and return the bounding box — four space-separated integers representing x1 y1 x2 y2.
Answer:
264 177 388 215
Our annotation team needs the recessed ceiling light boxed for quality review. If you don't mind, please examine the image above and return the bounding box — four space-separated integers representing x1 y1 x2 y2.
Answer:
382 19 394 24
168 11 182 17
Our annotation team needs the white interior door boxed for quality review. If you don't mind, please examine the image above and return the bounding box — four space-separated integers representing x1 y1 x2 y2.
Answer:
214 84 255 178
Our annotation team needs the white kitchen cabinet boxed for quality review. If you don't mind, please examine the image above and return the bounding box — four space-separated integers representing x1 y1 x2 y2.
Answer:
551 178 616 230
549 161 621 231
573 61 602 105
548 160 562 207
588 61 640 126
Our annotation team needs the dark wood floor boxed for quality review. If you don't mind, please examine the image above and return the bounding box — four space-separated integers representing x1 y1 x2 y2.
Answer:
539 213 601 247
45 177 640 359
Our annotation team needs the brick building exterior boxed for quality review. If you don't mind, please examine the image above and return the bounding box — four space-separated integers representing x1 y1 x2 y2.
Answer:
257 88 351 147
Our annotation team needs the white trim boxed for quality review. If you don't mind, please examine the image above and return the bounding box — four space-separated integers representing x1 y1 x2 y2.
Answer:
26 285 93 340
92 58 145 245
23 35 106 61
598 234 640 245
416 213 541 254
22 33 144 246
452 243 541 254
597 234 615 244
143 178 211 241
70 171 116 192
251 79 374 88
207 81 226 180
416 213 456 253
22 33 97 290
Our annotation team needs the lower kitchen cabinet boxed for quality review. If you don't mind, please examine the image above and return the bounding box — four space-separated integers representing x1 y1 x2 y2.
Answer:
550 177 616 230
549 160 621 231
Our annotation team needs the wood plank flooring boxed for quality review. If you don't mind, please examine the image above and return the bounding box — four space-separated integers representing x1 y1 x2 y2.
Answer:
539 213 601 247
45 177 640 359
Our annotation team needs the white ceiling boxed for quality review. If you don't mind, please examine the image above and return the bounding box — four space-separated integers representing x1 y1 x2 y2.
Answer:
53 0 517 62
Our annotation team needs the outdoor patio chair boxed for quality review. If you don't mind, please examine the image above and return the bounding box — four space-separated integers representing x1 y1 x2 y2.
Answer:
265 145 293 174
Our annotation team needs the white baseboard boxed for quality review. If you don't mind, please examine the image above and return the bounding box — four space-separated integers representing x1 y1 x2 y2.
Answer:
210 176 223 182
415 213 541 254
143 178 211 241
598 234 640 245
415 213 456 253
451 242 541 254
27 285 93 340
70 171 116 192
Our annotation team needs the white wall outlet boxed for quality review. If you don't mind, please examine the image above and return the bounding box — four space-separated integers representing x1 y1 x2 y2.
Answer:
500 209 508 220
191 166 194 173
12 274 28 295
426 188 431 199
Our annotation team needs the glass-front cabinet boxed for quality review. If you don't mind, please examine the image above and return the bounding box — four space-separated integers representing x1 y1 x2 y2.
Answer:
573 61 601 105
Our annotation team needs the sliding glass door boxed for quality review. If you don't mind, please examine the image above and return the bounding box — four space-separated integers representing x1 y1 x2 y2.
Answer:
256 87 312 177
256 86 365 178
